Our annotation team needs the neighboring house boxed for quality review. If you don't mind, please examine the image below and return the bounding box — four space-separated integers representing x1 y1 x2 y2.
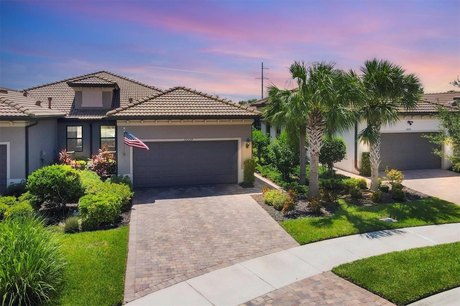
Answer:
251 92 459 173
0 71 258 193
250 97 283 139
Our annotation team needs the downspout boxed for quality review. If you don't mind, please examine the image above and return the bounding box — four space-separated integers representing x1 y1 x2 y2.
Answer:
25 120 39 177
354 121 359 172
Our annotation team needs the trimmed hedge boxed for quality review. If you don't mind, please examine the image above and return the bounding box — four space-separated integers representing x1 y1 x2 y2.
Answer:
243 159 256 187
26 165 84 209
0 196 34 220
263 189 290 211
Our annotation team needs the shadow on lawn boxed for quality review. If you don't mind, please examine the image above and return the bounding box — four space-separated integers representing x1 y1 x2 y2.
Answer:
308 198 460 235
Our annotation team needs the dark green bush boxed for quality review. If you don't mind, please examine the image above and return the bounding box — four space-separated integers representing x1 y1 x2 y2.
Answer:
26 165 84 210
371 191 383 203
252 129 270 164
106 175 133 190
453 162 460 173
267 132 297 181
359 152 371 176
319 137 346 174
284 182 308 197
391 188 406 202
0 217 65 305
320 178 344 191
350 187 362 199
243 159 256 187
4 181 26 197
256 164 284 186
79 192 121 230
64 216 80 233
379 185 390 193
343 178 367 191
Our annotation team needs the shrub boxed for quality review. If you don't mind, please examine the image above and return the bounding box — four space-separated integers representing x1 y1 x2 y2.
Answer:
371 191 383 203
0 196 17 206
452 162 460 173
308 197 322 214
88 147 116 178
385 169 404 186
391 188 406 202
379 185 390 193
320 188 338 203
85 181 133 212
4 200 34 219
252 129 270 164
64 216 80 233
284 182 308 198
350 187 362 199
319 137 346 174
4 181 26 197
59 149 85 169
343 178 367 191
320 178 344 191
256 164 283 185
0 217 65 305
281 191 296 214
359 152 371 176
263 189 290 211
243 159 256 187
79 169 103 191
79 193 121 230
0 202 8 220
106 175 133 190
26 165 84 210
267 131 297 181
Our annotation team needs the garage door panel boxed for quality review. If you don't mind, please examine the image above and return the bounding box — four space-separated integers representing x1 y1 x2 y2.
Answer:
133 140 238 187
380 133 441 170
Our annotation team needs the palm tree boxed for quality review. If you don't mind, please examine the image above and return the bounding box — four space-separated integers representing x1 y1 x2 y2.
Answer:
265 62 359 197
358 59 422 191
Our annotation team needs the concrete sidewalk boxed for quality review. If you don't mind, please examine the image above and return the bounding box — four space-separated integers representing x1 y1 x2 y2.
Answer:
408 287 460 306
127 223 460 306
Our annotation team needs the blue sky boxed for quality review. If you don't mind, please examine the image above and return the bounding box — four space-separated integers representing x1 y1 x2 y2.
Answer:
0 0 459 101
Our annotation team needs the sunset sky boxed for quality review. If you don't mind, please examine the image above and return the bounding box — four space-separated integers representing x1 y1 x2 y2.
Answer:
1 0 459 101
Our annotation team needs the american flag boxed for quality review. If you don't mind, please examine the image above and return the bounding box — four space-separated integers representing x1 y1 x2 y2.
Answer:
123 131 150 150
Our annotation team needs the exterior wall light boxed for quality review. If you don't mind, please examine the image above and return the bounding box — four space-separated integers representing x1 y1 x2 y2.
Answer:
245 138 251 148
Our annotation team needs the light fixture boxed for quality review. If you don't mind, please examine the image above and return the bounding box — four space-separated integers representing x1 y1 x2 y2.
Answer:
245 138 251 148
407 120 413 126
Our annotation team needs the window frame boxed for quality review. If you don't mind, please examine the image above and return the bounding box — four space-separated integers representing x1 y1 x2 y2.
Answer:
99 125 116 152
66 125 83 152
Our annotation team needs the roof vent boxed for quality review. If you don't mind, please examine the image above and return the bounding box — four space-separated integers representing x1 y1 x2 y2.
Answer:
47 97 52 109
129 97 133 103
23 91 28 97
36 101 41 107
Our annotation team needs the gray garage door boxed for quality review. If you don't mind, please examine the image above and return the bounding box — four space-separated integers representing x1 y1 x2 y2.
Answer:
380 133 441 170
0 145 7 195
133 140 238 188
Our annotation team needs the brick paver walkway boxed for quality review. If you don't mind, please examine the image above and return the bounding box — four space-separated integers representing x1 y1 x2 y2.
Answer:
241 272 394 306
124 188 298 302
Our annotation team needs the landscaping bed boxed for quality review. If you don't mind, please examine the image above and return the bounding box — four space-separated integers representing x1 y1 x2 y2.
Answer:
332 242 460 305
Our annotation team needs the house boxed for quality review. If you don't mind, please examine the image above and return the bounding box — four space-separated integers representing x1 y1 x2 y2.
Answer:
251 92 459 173
0 71 258 193
250 97 283 139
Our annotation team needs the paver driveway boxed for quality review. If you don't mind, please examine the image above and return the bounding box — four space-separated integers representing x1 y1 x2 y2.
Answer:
402 169 460 205
124 184 298 302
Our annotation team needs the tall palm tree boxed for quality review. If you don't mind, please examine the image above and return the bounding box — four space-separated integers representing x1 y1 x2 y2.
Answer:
265 62 359 197
358 59 422 191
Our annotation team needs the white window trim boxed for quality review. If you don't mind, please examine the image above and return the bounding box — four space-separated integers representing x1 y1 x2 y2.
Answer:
128 138 242 185
0 142 11 187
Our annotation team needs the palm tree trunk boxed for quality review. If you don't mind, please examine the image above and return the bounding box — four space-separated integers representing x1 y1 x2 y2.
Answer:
307 113 325 198
299 125 307 185
369 132 381 191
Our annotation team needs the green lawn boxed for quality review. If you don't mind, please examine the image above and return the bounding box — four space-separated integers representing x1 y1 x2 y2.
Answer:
332 242 460 305
53 226 129 306
282 197 460 244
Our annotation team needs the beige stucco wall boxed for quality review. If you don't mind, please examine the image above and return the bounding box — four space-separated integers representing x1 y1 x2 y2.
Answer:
0 124 26 183
335 116 450 174
116 121 253 183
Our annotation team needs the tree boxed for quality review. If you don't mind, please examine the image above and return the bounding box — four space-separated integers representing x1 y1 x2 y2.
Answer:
320 137 346 175
358 59 422 191
252 129 270 163
265 62 360 197
426 79 460 172
239 98 258 105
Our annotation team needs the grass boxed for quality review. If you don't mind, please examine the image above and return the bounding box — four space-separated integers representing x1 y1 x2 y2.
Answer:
281 197 460 244
332 242 460 305
52 226 129 306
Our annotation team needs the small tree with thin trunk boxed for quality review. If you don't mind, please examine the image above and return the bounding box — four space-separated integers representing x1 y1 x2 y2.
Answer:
357 59 422 191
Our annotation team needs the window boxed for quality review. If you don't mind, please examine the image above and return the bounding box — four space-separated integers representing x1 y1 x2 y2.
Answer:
100 126 116 151
67 126 83 152
265 123 271 135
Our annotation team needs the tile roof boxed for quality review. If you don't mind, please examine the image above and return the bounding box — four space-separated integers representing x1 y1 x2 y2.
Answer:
25 71 163 119
67 75 118 87
107 87 259 119
0 88 65 119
